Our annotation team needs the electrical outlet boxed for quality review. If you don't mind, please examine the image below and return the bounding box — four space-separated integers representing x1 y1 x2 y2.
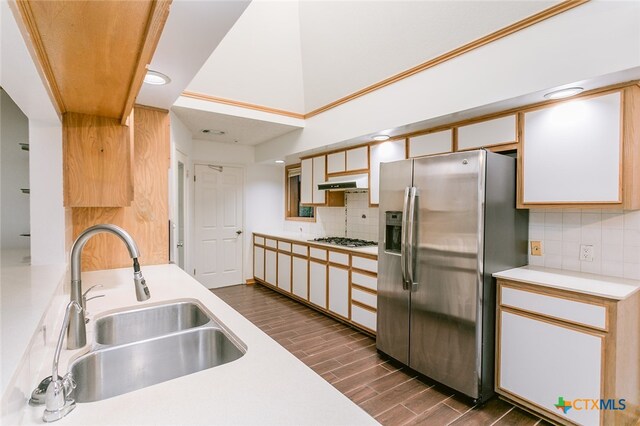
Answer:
530 241 543 256
580 244 594 262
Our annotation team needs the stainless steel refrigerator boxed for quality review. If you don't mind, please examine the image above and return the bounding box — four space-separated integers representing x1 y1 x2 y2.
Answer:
377 149 528 403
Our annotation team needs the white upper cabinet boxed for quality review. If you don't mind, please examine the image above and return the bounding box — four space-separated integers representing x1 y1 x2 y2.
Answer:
522 92 621 205
312 155 326 204
457 114 517 150
327 151 346 174
409 130 452 158
346 146 368 171
301 155 326 205
300 158 313 204
369 140 406 205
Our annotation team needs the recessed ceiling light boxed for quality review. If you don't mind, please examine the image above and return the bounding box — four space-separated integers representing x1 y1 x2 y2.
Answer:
275 160 285 164
201 129 225 135
373 135 390 142
144 70 171 85
543 87 584 100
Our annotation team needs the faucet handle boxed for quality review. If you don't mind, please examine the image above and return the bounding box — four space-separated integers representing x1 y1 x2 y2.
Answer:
82 285 104 322
81 284 103 310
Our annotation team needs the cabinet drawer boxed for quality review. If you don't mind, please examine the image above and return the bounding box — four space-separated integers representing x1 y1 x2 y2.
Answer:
254 236 265 246
310 247 328 261
277 241 292 252
351 304 376 332
352 256 377 273
329 251 349 266
500 285 607 330
265 239 277 249
352 288 377 309
351 271 377 292
292 244 308 256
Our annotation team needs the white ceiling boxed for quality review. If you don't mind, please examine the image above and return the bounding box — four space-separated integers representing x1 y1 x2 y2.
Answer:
185 0 560 114
172 105 301 146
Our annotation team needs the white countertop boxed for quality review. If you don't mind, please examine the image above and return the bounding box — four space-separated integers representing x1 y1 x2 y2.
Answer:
254 230 379 256
493 266 640 300
1 249 67 393
20 264 377 425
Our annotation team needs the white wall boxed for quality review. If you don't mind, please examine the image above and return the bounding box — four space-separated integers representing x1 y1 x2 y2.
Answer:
529 209 640 280
180 138 284 282
169 111 193 267
29 120 65 265
1 1 66 265
256 1 640 162
244 164 284 279
283 191 378 242
0 89 30 250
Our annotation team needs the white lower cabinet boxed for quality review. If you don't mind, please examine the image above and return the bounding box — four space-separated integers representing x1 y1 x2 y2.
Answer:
292 256 308 299
254 246 264 281
253 234 380 336
265 249 277 286
496 279 640 426
328 266 349 318
499 310 602 426
309 260 327 308
277 253 291 293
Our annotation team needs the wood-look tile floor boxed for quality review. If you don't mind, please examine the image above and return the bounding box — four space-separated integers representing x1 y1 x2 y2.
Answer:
212 284 550 426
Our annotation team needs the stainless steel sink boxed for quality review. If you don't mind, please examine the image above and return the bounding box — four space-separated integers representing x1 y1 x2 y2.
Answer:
95 301 211 345
70 327 245 402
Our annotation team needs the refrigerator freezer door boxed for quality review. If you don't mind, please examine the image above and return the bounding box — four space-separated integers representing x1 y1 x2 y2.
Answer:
376 159 413 364
409 150 485 399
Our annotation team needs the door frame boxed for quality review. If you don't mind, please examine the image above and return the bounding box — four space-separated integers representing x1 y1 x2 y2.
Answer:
191 161 246 283
173 149 189 271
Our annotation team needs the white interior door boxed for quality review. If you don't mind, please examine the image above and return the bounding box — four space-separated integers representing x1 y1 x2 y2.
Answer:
194 164 244 288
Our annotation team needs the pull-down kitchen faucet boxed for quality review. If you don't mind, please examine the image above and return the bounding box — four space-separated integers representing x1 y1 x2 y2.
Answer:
67 224 150 349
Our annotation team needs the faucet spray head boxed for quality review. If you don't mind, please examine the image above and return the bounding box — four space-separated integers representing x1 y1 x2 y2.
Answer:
132 258 150 301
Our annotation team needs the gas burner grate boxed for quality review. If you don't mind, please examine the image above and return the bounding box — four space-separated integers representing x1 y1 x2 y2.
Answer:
310 237 378 248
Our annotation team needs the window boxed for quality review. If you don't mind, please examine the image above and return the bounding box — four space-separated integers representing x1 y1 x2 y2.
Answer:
285 164 315 221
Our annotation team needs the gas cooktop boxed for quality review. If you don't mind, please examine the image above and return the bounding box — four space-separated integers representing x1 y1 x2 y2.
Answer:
310 237 378 248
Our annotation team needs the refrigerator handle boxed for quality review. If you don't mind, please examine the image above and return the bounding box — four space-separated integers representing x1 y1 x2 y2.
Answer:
400 187 410 290
407 187 418 291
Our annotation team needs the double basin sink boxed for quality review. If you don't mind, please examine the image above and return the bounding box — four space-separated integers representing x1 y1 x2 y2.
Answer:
69 300 246 403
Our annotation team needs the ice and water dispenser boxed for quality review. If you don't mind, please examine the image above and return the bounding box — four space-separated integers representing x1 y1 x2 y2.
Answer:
384 211 402 254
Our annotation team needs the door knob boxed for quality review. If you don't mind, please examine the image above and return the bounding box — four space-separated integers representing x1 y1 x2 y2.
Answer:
236 230 243 235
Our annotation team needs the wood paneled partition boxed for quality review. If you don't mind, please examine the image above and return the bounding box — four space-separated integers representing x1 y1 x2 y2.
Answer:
71 106 170 271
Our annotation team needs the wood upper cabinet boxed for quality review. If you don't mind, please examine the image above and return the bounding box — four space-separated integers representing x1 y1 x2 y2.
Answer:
369 139 406 205
64 112 133 207
519 87 640 209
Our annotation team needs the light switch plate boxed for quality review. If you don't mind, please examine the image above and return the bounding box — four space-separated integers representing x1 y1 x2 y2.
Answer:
530 241 543 256
580 244 594 262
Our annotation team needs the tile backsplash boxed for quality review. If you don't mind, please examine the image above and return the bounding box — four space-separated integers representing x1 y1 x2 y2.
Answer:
283 190 379 241
528 209 640 279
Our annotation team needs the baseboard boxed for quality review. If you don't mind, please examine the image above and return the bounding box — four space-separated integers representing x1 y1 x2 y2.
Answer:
245 278 257 286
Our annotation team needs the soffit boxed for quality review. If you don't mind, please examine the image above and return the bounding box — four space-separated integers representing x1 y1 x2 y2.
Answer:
172 105 301 146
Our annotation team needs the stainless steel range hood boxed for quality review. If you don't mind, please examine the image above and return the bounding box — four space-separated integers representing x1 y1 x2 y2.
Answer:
317 173 368 191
